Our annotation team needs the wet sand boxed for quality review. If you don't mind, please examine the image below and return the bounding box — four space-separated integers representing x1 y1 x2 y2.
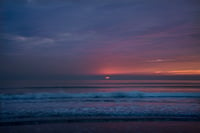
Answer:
1 121 200 133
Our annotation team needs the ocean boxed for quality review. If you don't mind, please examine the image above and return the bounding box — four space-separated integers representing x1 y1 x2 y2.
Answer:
0 80 200 123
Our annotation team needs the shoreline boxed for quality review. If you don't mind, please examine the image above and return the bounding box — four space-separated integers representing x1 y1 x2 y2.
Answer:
1 116 200 126
1 121 200 133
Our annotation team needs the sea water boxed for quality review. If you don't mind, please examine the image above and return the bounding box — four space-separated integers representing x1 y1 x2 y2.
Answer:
0 80 200 122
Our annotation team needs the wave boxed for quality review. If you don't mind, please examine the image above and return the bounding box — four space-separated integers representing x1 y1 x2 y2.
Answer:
2 83 200 90
1 91 200 100
16 85 200 88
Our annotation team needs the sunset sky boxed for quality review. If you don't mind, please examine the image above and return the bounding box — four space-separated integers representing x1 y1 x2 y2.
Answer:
1 0 200 79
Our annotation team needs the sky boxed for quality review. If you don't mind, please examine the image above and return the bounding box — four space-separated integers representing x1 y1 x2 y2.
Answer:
0 0 200 80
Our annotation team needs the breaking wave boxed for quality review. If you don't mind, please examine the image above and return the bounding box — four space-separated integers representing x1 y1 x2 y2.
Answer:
1 91 200 100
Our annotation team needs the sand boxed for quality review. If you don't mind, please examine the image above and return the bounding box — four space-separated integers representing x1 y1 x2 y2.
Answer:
1 121 200 133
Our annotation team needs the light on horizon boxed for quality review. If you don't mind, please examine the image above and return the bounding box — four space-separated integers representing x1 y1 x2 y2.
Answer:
105 76 110 80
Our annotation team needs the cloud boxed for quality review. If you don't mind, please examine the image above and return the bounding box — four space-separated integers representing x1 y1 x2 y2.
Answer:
1 0 200 79
147 59 167 63
154 70 200 75
5 34 54 45
27 0 33 3
146 58 177 63
1 31 99 56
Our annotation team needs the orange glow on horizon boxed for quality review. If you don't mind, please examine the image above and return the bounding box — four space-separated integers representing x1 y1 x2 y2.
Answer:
164 70 200 75
95 54 200 76
154 70 200 75
98 67 200 75
99 67 160 75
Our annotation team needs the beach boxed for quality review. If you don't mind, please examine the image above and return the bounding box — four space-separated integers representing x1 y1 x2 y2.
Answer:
1 121 200 133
